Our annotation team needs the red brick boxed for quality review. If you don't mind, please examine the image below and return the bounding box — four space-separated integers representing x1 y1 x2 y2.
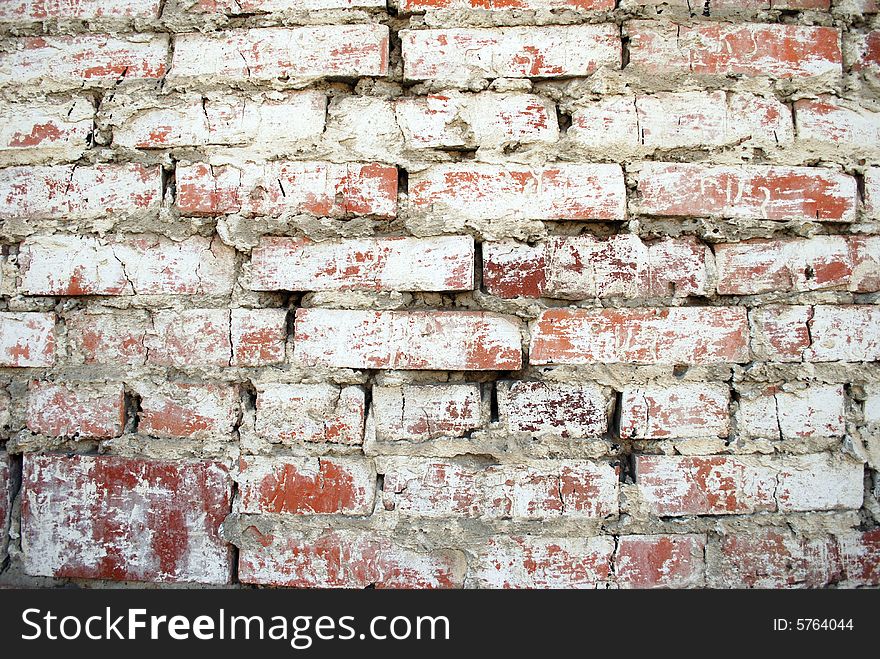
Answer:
496 381 610 438
381 458 618 520
751 305 880 362
795 97 880 150
294 309 522 371
170 26 389 82
628 22 842 78
483 236 711 299
22 454 232 583
716 531 843 588
615 535 706 589
635 455 777 516
636 454 862 516
401 26 621 81
570 91 792 152
66 310 150 366
748 305 812 362
0 312 55 367
409 164 625 221
238 528 464 588
716 236 880 295
238 456 375 515
0 99 93 160
128 309 284 368
193 0 386 11
838 529 880 587
372 384 487 441
254 383 365 445
138 383 240 440
26 381 125 439
529 307 749 366
395 92 558 150
249 236 473 292
637 163 857 222
1 35 169 86
146 310 232 367
0 0 161 18
472 535 614 589
230 308 287 367
19 235 236 296
115 91 327 149
736 384 845 440
401 0 614 9
620 384 730 440
176 161 397 218
0 164 161 221
806 305 880 362
774 456 863 513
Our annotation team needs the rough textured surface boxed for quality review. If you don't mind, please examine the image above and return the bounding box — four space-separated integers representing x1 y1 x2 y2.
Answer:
0 0 878 590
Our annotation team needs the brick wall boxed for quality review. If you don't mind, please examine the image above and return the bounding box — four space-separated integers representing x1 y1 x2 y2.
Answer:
0 0 878 589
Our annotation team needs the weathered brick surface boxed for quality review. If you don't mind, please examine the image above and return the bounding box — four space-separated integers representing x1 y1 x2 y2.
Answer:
0 312 56 367
471 535 614 588
483 236 711 299
750 305 880 362
497 381 610 438
530 308 749 365
239 529 464 588
395 92 558 150
250 236 473 292
294 309 522 370
570 92 792 152
372 384 487 441
0 1 875 591
401 26 621 82
620 384 730 440
113 91 327 149
628 22 842 78
409 163 625 221
615 535 706 589
715 236 880 295
137 383 240 440
1 35 168 87
254 383 365 445
736 385 846 439
636 164 857 222
635 454 862 516
170 26 389 82
0 99 94 162
381 458 618 520
238 456 376 515
177 161 397 218
0 164 161 221
19 235 236 296
21 455 232 583
65 311 151 366
401 0 615 8
0 0 161 19
714 531 843 588
26 381 125 439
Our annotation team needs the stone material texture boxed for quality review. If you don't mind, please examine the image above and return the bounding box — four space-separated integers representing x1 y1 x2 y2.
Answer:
0 0 876 590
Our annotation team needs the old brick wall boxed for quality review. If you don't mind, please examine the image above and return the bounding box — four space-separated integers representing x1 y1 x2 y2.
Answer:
0 0 878 588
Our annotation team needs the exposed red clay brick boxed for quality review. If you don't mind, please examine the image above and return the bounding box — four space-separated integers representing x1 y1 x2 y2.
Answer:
21 454 233 583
